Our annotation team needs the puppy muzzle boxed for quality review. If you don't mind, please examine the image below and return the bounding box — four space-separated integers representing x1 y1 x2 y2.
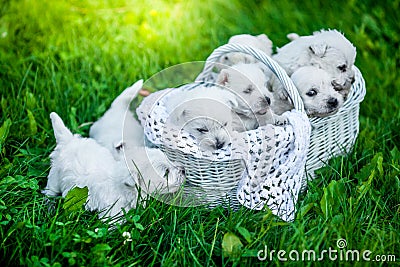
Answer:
327 97 339 109
198 137 228 151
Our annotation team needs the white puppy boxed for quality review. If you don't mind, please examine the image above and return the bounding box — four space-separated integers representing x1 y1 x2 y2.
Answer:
216 63 286 131
43 112 137 219
273 29 356 99
44 113 183 221
217 33 273 69
165 86 237 152
268 66 344 117
124 146 183 195
88 80 184 193
89 80 145 160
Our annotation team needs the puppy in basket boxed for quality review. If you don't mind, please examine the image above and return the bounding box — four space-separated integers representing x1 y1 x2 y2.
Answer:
216 33 273 70
273 29 357 100
165 86 238 152
216 63 288 131
268 66 344 117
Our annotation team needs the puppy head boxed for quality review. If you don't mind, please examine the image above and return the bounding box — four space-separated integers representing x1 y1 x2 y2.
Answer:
309 30 357 98
228 33 273 55
182 113 232 151
217 63 271 117
217 52 257 69
308 43 355 97
217 33 273 69
168 87 237 152
49 113 117 187
291 66 345 117
313 29 356 66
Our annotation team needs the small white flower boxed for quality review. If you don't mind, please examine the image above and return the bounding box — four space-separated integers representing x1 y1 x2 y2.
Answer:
95 228 99 233
122 231 131 239
1 32 7 38
122 231 132 245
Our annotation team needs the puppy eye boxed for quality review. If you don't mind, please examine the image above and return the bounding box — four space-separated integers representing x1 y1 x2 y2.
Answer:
306 89 318 97
243 86 254 94
338 64 347 72
196 127 209 134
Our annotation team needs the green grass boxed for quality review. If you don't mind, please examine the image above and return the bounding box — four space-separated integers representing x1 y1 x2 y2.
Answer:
1 0 399 266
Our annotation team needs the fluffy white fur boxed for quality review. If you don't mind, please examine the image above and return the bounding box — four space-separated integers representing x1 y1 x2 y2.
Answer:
43 112 137 219
217 33 273 69
217 63 287 131
89 80 145 160
88 80 183 192
273 29 356 99
165 86 237 152
269 66 344 117
43 112 182 221
45 103 184 220
124 146 183 194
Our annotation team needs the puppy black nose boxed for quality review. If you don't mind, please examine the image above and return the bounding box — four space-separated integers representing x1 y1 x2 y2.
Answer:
327 98 339 108
215 139 225 150
265 96 271 105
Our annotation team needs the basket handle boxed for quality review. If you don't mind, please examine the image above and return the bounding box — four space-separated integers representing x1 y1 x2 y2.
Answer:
195 43 305 114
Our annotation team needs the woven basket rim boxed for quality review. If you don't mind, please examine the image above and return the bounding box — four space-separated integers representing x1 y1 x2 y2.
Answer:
194 43 366 128
195 43 306 114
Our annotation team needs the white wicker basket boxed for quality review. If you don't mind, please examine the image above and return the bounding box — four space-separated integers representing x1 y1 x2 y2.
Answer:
136 43 365 221
196 43 366 184
305 67 365 178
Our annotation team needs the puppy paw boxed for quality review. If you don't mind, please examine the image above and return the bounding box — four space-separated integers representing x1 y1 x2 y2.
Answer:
274 115 289 126
168 168 185 187
156 163 184 189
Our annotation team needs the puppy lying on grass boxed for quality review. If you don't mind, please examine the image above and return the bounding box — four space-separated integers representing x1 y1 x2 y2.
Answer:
44 83 184 221
88 80 183 194
43 112 137 220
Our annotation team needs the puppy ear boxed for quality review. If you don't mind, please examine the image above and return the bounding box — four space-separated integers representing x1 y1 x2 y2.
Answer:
217 69 230 86
50 112 73 145
309 42 328 58
256 34 272 46
112 79 143 108
286 33 300 41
